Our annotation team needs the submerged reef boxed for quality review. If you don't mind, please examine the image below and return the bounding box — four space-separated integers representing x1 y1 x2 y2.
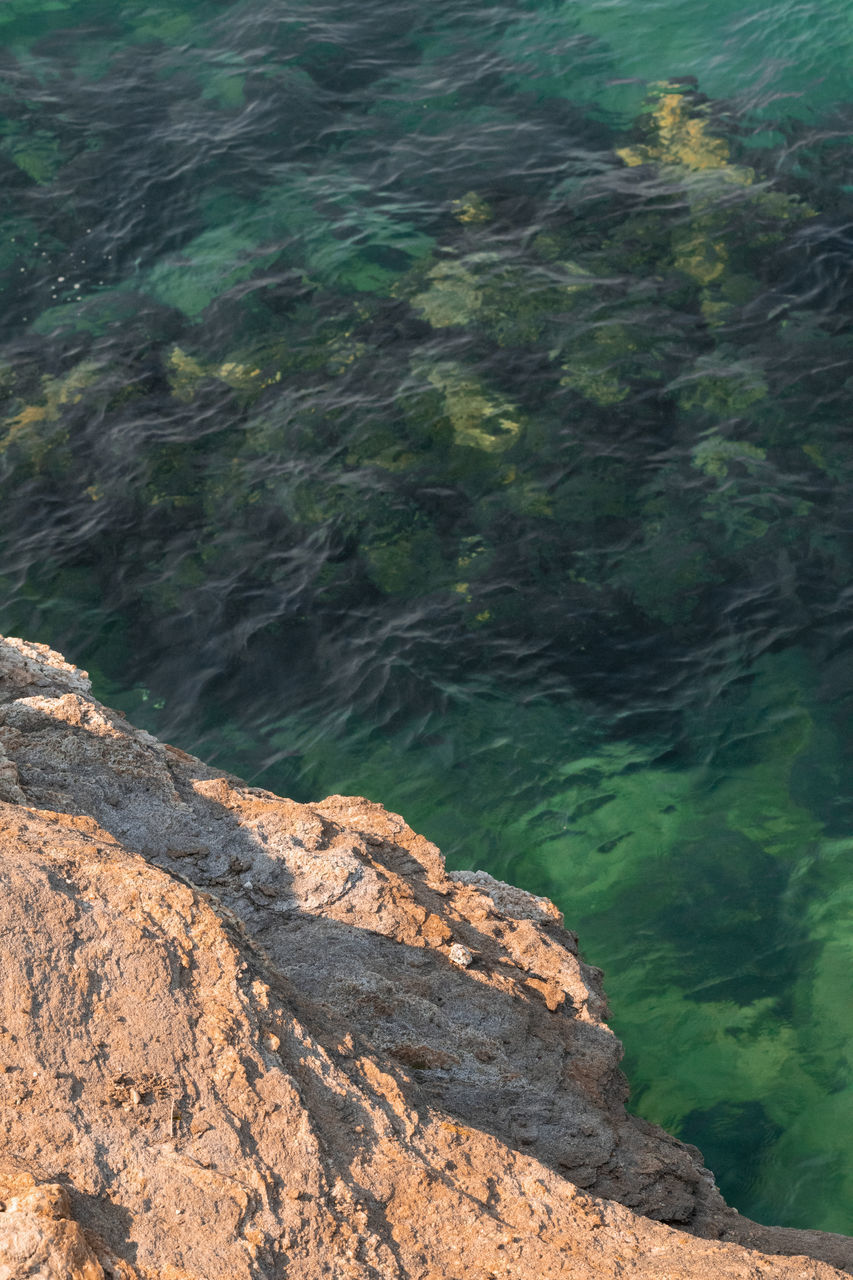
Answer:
0 81 836 687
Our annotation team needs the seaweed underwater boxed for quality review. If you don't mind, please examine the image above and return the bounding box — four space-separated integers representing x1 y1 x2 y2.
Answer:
1 0 852 1233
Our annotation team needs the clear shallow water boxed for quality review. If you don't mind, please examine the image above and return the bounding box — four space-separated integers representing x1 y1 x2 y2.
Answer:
1 0 852 1233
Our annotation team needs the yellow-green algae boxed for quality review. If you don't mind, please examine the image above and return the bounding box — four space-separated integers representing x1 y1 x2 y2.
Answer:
420 361 522 453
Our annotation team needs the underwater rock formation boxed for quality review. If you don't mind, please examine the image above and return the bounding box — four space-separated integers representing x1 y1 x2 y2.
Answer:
0 633 850 1279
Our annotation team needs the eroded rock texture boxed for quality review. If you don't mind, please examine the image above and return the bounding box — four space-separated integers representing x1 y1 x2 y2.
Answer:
0 634 850 1279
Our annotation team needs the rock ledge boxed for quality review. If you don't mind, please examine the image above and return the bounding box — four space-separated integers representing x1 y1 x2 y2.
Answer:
0 634 850 1279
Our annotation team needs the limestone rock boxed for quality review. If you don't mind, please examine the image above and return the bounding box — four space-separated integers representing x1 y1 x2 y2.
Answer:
0 1167 137 1280
0 633 850 1278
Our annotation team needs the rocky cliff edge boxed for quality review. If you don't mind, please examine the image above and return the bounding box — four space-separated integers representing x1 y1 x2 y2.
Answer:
0 634 850 1279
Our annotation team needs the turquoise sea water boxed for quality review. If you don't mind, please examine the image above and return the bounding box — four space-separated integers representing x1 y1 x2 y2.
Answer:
1 0 852 1233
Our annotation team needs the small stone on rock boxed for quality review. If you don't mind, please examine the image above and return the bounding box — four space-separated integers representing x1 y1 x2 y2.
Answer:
449 943 474 968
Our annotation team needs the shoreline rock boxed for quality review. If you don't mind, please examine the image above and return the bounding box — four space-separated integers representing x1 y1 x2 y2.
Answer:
0 633 850 1278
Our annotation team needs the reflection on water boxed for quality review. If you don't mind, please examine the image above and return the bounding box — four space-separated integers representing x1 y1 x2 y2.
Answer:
1 0 852 1233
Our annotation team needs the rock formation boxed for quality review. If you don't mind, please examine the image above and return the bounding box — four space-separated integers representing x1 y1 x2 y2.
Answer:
0 633 850 1279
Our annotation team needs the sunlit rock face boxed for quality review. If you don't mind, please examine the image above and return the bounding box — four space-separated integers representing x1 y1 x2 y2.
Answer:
0 632 851 1279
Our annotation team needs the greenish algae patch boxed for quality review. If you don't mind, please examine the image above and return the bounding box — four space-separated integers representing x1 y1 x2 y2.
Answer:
692 434 767 478
0 359 103 466
411 258 488 328
421 362 522 453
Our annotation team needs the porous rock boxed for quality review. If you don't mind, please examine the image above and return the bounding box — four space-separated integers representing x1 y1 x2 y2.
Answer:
0 634 850 1279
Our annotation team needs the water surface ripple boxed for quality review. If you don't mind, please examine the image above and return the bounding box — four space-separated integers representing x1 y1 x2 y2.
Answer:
1 0 852 1232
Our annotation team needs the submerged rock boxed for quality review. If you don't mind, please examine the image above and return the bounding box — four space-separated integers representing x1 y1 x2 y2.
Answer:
0 633 850 1279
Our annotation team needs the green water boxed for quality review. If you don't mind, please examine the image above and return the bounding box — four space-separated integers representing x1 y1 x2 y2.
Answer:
1 0 852 1232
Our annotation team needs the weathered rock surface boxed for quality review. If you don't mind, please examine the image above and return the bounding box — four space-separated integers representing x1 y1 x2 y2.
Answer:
0 1166 138 1280
0 633 850 1279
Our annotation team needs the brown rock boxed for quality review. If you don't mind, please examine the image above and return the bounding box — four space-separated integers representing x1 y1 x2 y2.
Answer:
0 1167 138 1279
0 633 850 1279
